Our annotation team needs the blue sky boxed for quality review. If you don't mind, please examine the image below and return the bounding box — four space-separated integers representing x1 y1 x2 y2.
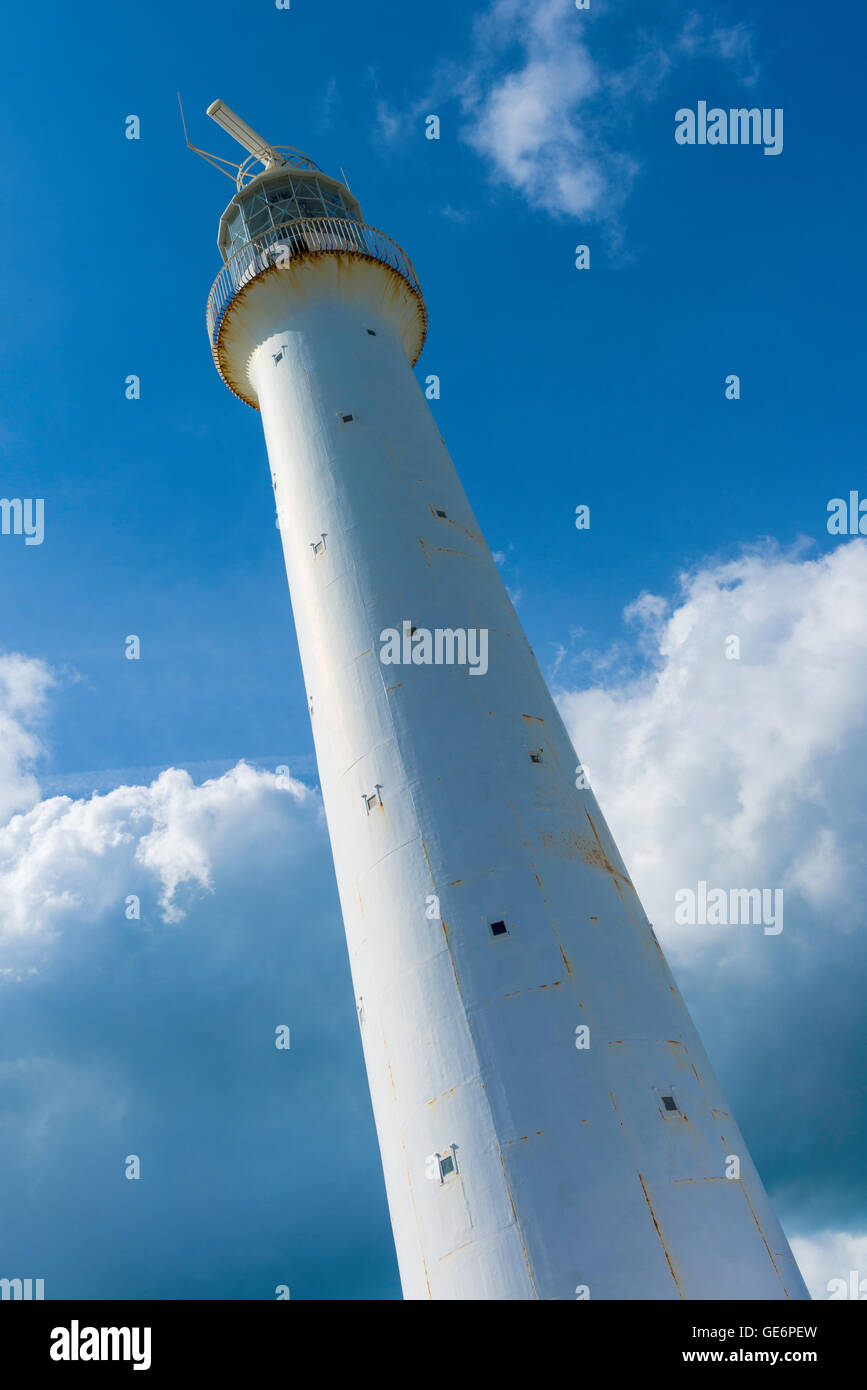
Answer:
0 0 864 1299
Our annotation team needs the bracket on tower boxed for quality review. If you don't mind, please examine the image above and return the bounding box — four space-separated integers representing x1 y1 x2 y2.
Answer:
178 93 242 184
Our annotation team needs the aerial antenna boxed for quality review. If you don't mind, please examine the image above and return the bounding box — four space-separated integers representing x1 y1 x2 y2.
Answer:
206 100 280 167
206 99 319 177
177 93 241 183
182 95 321 186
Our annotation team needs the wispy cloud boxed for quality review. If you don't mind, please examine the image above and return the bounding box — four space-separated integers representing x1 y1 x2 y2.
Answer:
0 653 54 824
315 75 340 134
378 1 762 230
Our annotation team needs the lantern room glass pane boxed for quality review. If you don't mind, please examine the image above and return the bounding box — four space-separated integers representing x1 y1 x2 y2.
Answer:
222 172 360 262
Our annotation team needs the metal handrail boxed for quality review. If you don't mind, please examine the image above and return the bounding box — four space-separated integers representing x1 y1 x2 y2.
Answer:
206 216 425 355
236 147 321 186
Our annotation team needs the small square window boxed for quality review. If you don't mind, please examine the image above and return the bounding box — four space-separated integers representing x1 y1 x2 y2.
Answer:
662 1095 678 1112
439 1154 455 1178
338 412 354 424
490 920 508 937
529 749 543 763
435 509 447 518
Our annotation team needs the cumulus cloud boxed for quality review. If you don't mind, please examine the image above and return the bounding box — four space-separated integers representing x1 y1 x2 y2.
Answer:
790 1230 867 1302
555 538 867 1283
556 539 867 966
0 754 317 970
1 535 864 1294
0 657 395 1297
379 1 762 225
0 651 324 973
0 653 53 825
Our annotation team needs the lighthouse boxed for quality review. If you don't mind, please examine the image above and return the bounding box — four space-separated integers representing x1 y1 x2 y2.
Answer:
200 101 808 1301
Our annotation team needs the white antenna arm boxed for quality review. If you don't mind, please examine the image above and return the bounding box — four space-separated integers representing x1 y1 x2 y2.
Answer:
207 100 278 166
177 92 241 182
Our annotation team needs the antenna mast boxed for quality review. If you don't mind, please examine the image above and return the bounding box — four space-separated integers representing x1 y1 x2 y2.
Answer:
177 93 240 183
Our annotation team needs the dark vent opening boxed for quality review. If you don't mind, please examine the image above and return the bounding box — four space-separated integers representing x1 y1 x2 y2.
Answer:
662 1095 678 1112
490 920 508 937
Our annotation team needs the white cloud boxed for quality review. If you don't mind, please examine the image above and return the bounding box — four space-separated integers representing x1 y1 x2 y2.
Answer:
555 539 867 1254
380 1 762 226
375 98 406 145
316 75 340 133
676 14 759 81
0 653 53 824
1 536 863 1268
0 1055 130 1156
456 0 617 220
439 204 474 223
556 540 867 968
0 657 392 1296
789 1229 867 1301
0 660 319 970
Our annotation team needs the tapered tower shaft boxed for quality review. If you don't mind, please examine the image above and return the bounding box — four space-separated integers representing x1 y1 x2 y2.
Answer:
203 109 808 1301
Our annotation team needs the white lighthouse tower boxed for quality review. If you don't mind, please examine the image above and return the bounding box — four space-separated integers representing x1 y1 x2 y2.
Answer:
200 101 808 1301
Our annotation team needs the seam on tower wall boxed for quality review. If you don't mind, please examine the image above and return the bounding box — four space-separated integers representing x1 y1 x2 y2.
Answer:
637 1172 684 1299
